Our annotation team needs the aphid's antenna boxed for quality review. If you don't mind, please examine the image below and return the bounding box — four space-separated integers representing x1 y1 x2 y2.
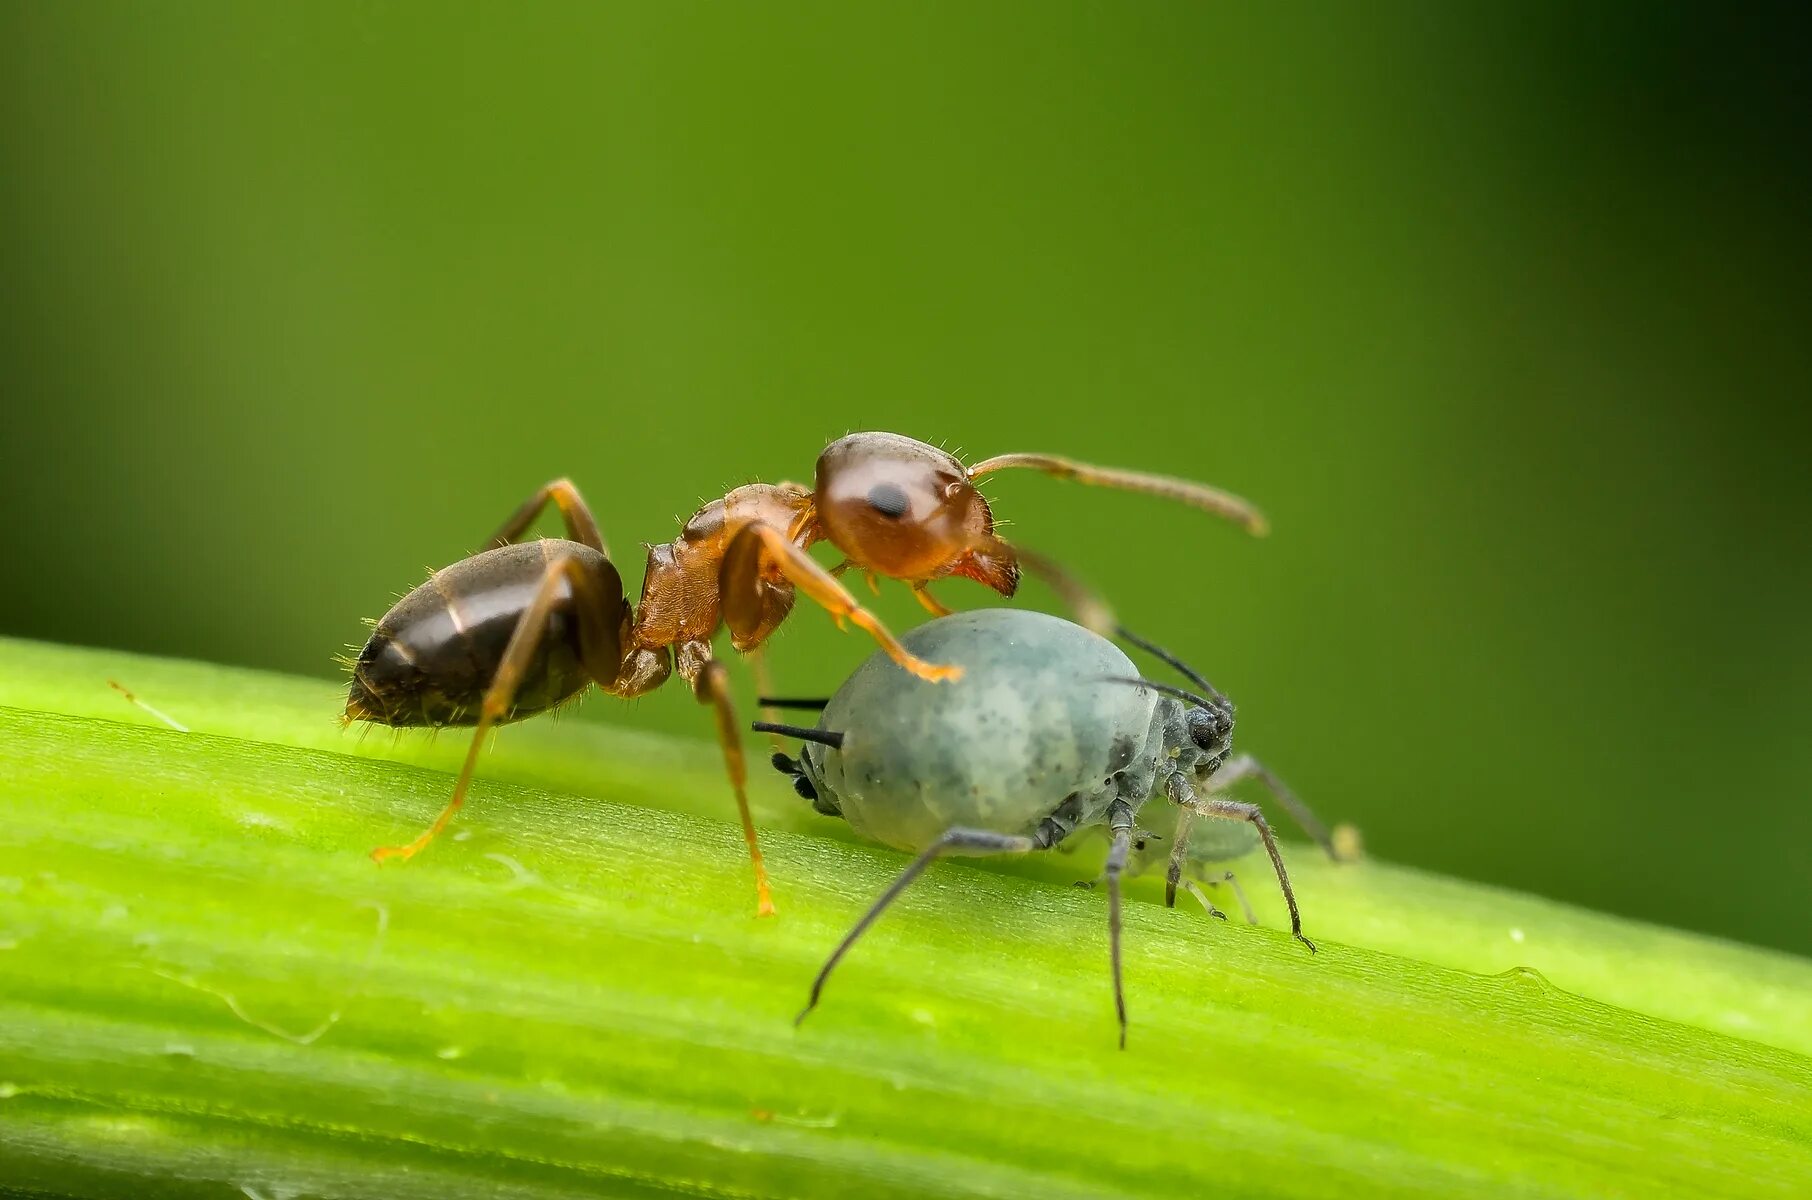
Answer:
1114 625 1226 703
758 696 831 711
1097 675 1218 712
752 722 845 750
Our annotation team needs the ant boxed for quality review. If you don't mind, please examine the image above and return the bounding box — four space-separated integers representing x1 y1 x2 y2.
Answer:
344 431 1268 916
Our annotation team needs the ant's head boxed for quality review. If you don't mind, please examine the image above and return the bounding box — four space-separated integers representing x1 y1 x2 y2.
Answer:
812 433 1018 595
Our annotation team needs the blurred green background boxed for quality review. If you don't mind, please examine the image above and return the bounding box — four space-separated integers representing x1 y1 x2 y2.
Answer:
3 3 1807 955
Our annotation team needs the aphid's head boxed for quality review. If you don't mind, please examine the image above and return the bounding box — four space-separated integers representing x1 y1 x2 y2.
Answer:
1108 626 1238 770
812 432 1018 594
1185 698 1236 761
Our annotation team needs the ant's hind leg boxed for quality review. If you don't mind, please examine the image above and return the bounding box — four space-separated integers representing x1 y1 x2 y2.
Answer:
371 553 625 864
683 645 776 917
1209 753 1344 862
484 478 608 555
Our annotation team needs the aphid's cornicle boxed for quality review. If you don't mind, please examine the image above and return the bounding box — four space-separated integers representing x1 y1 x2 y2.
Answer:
344 433 1271 917
763 609 1344 1048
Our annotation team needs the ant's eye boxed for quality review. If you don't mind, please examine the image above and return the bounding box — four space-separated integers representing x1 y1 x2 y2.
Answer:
867 482 911 519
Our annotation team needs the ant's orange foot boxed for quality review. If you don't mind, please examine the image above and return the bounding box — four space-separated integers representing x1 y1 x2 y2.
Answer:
900 656 964 684
756 896 778 919
369 842 419 865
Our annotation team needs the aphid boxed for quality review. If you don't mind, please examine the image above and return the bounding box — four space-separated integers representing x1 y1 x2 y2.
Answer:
759 608 1336 1046
346 433 1268 916
1126 762 1335 922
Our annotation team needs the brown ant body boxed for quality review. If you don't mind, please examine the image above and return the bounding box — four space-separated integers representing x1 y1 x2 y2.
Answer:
345 431 1268 915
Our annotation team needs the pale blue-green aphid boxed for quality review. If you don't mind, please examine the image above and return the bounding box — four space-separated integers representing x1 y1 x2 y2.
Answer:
760 607 1333 1049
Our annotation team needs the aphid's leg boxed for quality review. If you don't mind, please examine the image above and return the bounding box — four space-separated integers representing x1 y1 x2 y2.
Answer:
1209 753 1342 862
798 826 1048 1025
482 478 608 555
967 453 1269 536
911 582 954 618
1103 801 1137 1050
1218 870 1259 925
1169 773 1315 953
1181 880 1228 921
1165 803 1197 908
681 643 776 918
746 645 787 753
371 553 622 864
722 522 961 683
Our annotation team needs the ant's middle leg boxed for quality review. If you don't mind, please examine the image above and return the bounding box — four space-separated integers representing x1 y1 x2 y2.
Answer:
678 641 776 917
371 553 626 864
484 478 607 555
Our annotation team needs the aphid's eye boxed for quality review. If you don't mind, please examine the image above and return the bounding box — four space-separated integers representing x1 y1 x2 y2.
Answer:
867 482 911 519
1186 705 1233 754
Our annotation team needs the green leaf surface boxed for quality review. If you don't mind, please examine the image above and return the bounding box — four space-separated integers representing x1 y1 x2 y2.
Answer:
1 637 1809 1199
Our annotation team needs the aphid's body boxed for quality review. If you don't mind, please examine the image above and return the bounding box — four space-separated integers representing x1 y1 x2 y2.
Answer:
765 608 1334 1046
799 611 1177 851
348 432 1272 917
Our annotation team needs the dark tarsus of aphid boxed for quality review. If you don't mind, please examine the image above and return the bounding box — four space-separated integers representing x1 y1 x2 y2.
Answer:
348 540 610 727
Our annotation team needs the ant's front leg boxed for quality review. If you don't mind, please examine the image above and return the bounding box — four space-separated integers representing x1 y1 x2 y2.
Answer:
720 523 962 683
483 477 608 555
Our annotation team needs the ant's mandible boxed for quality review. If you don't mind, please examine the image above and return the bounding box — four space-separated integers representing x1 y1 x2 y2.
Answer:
344 431 1268 916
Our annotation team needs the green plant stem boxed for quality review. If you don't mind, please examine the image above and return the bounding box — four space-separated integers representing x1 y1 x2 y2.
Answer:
1 637 1809 1199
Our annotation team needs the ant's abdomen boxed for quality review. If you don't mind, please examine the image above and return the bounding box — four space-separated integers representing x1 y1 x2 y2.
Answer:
346 540 599 727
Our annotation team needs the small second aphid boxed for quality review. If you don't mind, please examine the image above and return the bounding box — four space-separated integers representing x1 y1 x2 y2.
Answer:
759 607 1340 1048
